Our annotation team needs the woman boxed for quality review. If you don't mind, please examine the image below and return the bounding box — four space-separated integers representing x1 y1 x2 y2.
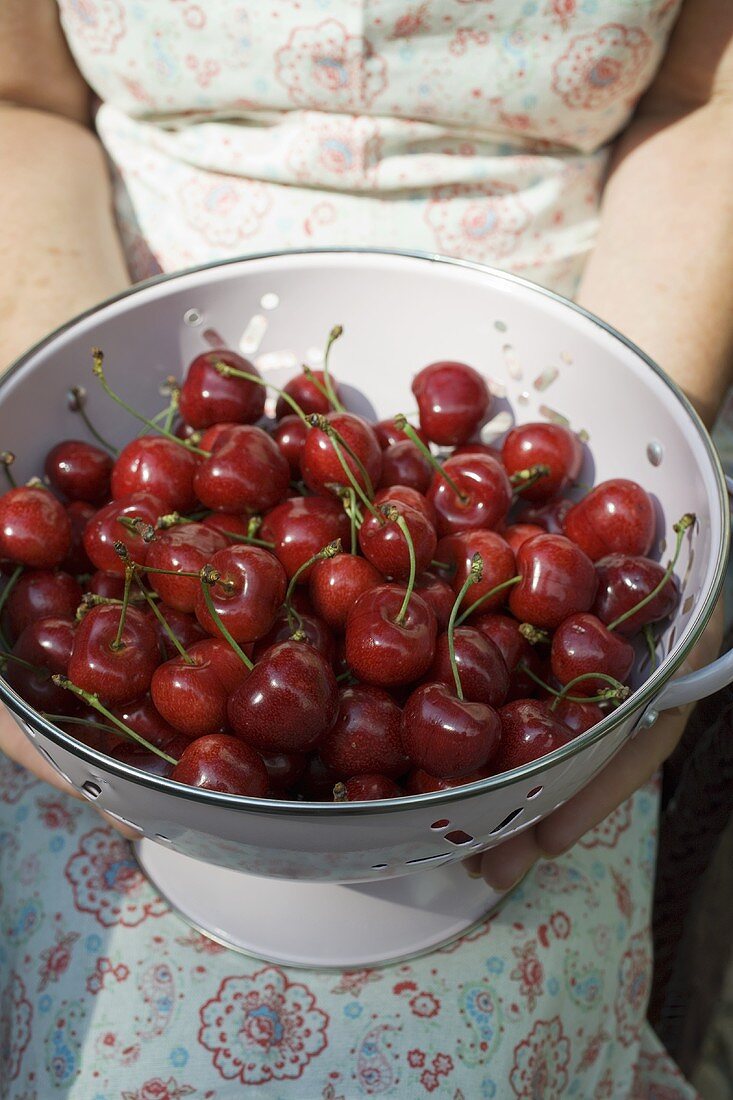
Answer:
0 2 731 1095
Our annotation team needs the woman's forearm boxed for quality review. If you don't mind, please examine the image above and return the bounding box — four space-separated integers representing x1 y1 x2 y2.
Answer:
0 105 130 368
576 98 733 427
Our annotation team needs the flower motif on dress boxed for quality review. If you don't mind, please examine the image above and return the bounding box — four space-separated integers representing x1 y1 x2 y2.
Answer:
38 931 80 992
449 28 490 57
392 3 431 39
0 974 32 1083
408 1049 426 1068
331 969 382 996
458 983 502 1066
615 930 651 1048
563 947 604 1009
64 827 168 928
579 800 632 848
198 966 329 1085
409 991 441 1018
44 999 85 1088
122 1077 196 1100
510 941 545 1012
351 1022 401 1095
35 796 81 833
425 182 531 263
551 23 653 112
510 1016 571 1098
86 956 130 995
287 115 383 189
178 175 272 247
275 20 388 112
0 759 39 804
58 0 126 55
547 0 577 30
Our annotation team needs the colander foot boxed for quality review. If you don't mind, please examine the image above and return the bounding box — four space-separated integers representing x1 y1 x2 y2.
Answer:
135 838 506 968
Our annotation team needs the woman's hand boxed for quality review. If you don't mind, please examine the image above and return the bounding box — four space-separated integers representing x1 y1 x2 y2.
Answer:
465 601 725 889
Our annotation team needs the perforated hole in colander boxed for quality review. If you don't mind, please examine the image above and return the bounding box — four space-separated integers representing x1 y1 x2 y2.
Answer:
490 808 523 834
444 830 474 846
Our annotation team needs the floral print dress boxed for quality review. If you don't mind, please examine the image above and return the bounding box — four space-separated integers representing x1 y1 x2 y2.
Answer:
0 1 699 1096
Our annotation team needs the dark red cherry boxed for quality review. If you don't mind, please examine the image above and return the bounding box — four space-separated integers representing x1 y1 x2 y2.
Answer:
193 545 287 643
472 612 545 701
145 523 228 612
501 422 583 503
495 700 573 771
509 534 596 629
563 479 656 561
255 610 335 664
3 570 82 641
345 585 437 686
172 734 269 796
112 735 192 779
261 751 307 793
374 485 437 528
320 685 408 778
89 571 126 600
309 554 382 631
275 369 340 420
412 361 491 446
301 412 382 498
151 651 232 738
179 349 265 429
550 612 634 695
413 571 455 630
451 441 502 460
428 454 512 536
67 604 160 703
272 414 308 476
358 502 436 581
503 523 545 555
150 605 208 659
82 492 167 574
405 765 493 794
0 487 72 568
5 617 78 714
110 436 198 513
552 697 604 735
516 496 573 535
438 530 516 616
228 640 338 753
343 775 402 801
110 695 184 749
378 441 432 494
44 440 113 504
429 626 509 707
193 425 289 514
61 501 95 575
593 554 679 636
201 512 250 542
260 496 350 581
296 755 341 801
401 682 501 779
373 417 430 450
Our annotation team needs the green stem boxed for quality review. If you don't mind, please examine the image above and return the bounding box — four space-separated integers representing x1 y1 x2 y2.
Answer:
214 360 309 424
643 624 658 672
0 650 43 674
67 386 118 454
455 574 521 626
518 622 551 646
430 560 452 571
321 325 346 413
136 581 195 664
391 511 417 626
303 363 345 414
0 452 17 489
347 489 357 555
162 378 180 434
607 513 694 632
199 569 254 669
284 540 341 629
394 416 468 503
111 565 134 651
518 661 629 707
42 713 123 739
447 553 483 701
0 565 23 650
510 464 551 493
311 415 379 518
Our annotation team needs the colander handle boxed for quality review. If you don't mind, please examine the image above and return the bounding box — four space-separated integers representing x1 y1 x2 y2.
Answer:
652 474 733 711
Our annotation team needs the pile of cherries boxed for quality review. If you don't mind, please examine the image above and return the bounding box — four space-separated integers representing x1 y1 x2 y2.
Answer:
0 330 691 801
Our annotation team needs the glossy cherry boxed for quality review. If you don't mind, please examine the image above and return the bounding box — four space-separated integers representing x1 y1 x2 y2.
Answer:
275 369 340 420
179 349 266 429
503 523 545 555
429 626 509 707
110 695 184 749
342 775 402 801
550 612 634 695
593 553 680 636
345 585 437 686
151 646 241 738
193 424 289 514
0 486 72 568
563 478 656 561
89 570 126 600
413 571 455 630
301 412 382 498
309 553 382 631
68 604 159 703
193 545 287 643
44 439 113 504
358 502 436 581
405 766 493 794
261 751 308 793
437 530 516 616
552 697 604 735
272 414 308 476
150 603 208 659
3 569 82 641
495 700 573 771
320 685 408 778
260 496 350 581
373 417 430 450
374 485 437 528
111 436 198 513
501 422 583 503
172 734 269 796
401 682 501 778
412 361 491 445
145 522 228 612
112 735 192 779
517 496 573 535
472 612 545 701
82 492 167 574
509 533 597 629
254 609 335 664
5 617 78 714
428 453 512 536
378 440 432 494
61 500 96 574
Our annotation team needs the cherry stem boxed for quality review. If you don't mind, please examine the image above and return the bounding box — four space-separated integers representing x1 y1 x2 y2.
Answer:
447 553 483 701
284 539 342 629
643 624 658 671
321 325 346 413
310 415 378 517
394 416 469 503
136 580 195 665
455 574 521 627
430 559 452 571
388 509 417 626
0 452 17 489
340 489 358 554
92 349 209 457
111 565 135 651
67 385 118 454
214 360 309 425
518 622 551 646
333 781 348 803
0 565 24 650
518 661 629 706
157 512 275 548
0 650 43 674
162 377 180 434
510 464 551 493
199 567 254 670
117 515 157 543
51 676 180 765
607 513 694 632
42 713 123 739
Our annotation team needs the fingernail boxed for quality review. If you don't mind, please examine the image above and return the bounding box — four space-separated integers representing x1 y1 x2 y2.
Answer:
466 869 483 880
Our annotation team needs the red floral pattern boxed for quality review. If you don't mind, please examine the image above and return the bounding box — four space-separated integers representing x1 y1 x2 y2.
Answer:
552 23 653 111
510 1016 571 1098
0 973 32 1083
64 828 168 928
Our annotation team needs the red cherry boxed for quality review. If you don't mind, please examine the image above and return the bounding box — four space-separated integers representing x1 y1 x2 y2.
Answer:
345 585 437 686
82 492 167 574
551 697 604 735
563 479 656 561
5 617 78 714
412 361 491 445
61 501 96 575
151 604 208 659
358 502 436 581
451 441 502 460
196 422 243 453
301 412 382 498
193 425 289 514
503 523 545 555
438 530 516 615
501 422 582 503
260 496 350 581
228 640 338 753
110 695 185 749
193 545 287 643
89 571 126 600
179 349 265 429
428 454 512 537
110 436 198 513
374 485 437 528
378 441 432 494
413 571 455 630
343 774 402 801
3 570 81 641
145 523 228 612
275 369 340 420
44 440 112 504
296 754 341 800
405 766 493 794
67 604 159 703
509 534 597 629
401 682 501 779
495 699 572 771
261 751 308 793
62 707 125 754
472 612 545 702
272 414 308 476
112 735 192 779
172 734 269 796
254 610 335 664
201 513 250 542
429 626 509 707
593 554 679 636
309 554 382 631
373 417 430 450
550 612 634 695
516 497 573 535
320 685 408 778
0 487 72 568
151 651 233 738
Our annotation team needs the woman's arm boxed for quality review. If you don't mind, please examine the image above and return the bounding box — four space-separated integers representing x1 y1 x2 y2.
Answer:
474 0 733 889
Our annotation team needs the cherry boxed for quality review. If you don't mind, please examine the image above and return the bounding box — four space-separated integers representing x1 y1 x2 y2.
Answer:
151 651 234 738
261 751 307 792
414 571 455 630
509 533 596 629
0 487 72 568
495 700 573 771
301 412 382 499
5 617 78 714
320 685 408 778
428 453 512 536
309 554 382 631
61 709 126 754
437 530 516 616
272 414 308 477
61 501 96 574
228 640 338 753
451 441 502 459
472 612 545 701
145 523 228 612
193 545 287 643
193 425 289 514
201 513 252 542
552 697 604 735
550 612 634 695
275 369 339 420
374 485 437 528
412 361 491 445
110 695 185 749
358 503 436 581
296 754 341 800
593 554 680 636
89 571 126 600
517 496 573 535
179 349 266 429
82 492 167 574
44 439 113 504
503 523 545 555
255 609 335 663
341 775 402 801
429 626 509 707
563 479 656 561
405 765 493 794
373 417 430 450
111 436 198 513
172 734 269 796
401 682 501 778
3 570 82 641
149 603 208 659
196 422 242 452
112 734 191 779
260 496 350 581
378 441 432 494
501 422 582 503
67 603 160 703
345 585 437 686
